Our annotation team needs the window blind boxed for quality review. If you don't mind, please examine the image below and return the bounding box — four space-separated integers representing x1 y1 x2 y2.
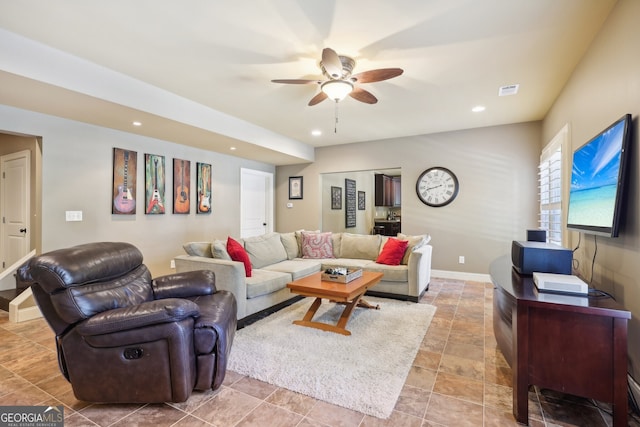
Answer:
538 142 562 245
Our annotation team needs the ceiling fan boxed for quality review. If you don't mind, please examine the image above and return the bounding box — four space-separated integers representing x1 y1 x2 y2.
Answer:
272 48 403 106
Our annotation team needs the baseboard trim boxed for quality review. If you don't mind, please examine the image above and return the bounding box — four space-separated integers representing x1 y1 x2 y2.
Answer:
431 269 491 283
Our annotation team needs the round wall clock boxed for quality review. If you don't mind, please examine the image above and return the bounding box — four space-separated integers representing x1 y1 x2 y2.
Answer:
415 167 459 207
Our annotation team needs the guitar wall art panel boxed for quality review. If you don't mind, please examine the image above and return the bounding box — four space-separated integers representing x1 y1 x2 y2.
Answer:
197 162 211 214
112 148 137 215
145 153 166 214
173 158 191 214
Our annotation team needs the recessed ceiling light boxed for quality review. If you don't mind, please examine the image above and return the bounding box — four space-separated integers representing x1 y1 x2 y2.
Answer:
311 130 322 136
132 121 142 126
472 105 486 113
230 146 237 151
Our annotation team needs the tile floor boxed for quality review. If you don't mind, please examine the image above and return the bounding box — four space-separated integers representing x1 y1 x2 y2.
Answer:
0 277 638 426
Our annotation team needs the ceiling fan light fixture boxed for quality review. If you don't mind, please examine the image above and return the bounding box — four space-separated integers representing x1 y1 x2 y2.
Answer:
321 80 353 102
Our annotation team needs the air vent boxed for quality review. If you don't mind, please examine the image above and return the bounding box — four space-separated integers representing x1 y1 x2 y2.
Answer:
499 84 519 96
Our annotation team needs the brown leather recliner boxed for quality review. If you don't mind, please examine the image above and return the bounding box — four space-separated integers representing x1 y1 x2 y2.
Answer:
17 241 237 403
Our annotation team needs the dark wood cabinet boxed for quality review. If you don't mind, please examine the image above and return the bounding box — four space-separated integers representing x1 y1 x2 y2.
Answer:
373 220 401 236
490 255 630 426
392 177 401 206
375 174 400 207
374 174 392 206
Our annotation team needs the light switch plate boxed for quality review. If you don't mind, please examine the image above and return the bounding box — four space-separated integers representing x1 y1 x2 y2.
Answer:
65 211 83 221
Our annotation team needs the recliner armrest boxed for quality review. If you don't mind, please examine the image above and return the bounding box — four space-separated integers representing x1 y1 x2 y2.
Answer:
152 270 217 299
192 291 237 332
190 291 237 390
76 298 200 336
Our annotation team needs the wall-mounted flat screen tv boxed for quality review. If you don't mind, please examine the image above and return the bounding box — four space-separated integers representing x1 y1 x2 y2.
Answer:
567 113 632 237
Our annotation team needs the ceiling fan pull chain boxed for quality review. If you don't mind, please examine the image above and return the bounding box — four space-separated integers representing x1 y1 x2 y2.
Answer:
334 101 339 133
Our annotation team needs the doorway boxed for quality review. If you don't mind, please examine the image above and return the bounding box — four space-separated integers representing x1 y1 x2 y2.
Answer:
0 132 40 311
0 149 31 272
240 168 273 238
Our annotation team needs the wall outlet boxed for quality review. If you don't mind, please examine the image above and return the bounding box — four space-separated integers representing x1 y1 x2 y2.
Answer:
170 259 176 269
458 256 465 264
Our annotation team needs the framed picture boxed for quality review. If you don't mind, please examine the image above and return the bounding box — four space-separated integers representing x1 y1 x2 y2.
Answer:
331 186 342 210
345 179 356 228
112 148 137 215
145 153 165 214
173 158 190 214
358 191 366 210
289 176 303 199
197 162 212 214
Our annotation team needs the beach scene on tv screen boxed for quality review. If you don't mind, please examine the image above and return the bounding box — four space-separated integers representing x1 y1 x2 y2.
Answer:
567 120 625 227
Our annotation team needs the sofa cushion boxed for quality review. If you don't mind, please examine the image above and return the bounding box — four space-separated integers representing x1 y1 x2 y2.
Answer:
211 239 232 260
301 231 334 259
245 270 291 299
183 242 212 258
376 238 409 265
397 233 431 265
295 229 320 256
263 259 321 280
280 232 299 260
365 263 409 282
340 233 381 260
227 237 252 277
331 233 342 258
243 233 288 268
321 258 374 270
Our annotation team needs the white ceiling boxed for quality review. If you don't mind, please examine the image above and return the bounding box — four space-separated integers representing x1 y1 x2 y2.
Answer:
0 0 617 165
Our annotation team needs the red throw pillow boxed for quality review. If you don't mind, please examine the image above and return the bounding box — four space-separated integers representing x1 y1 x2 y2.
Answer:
227 237 252 277
376 238 409 266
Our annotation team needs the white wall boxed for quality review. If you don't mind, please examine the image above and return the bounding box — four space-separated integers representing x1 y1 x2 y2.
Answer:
0 105 274 276
277 121 541 274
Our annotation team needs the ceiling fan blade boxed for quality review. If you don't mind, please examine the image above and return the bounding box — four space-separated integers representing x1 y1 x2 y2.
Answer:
351 68 404 84
349 87 378 104
321 48 343 79
308 91 328 106
271 79 320 84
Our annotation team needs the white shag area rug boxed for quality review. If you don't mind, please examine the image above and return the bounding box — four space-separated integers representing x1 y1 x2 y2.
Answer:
228 297 436 419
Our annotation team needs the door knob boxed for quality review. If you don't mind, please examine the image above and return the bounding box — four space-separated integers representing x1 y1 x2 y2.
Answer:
19 228 27 233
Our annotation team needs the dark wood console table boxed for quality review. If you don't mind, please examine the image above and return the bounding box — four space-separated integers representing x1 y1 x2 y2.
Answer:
490 255 630 426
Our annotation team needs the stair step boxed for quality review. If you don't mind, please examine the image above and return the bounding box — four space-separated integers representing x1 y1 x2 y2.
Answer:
0 288 29 312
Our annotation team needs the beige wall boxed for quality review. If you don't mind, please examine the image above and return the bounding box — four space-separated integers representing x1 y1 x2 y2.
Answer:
321 170 376 234
542 0 640 381
277 121 541 274
0 106 275 277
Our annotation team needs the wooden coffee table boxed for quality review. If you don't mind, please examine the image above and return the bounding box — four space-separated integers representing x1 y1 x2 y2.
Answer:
286 271 384 336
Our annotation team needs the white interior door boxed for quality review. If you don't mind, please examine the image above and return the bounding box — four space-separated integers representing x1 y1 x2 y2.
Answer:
240 168 273 238
0 150 30 272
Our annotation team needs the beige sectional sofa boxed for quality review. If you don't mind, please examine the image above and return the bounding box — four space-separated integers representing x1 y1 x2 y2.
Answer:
174 231 432 325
